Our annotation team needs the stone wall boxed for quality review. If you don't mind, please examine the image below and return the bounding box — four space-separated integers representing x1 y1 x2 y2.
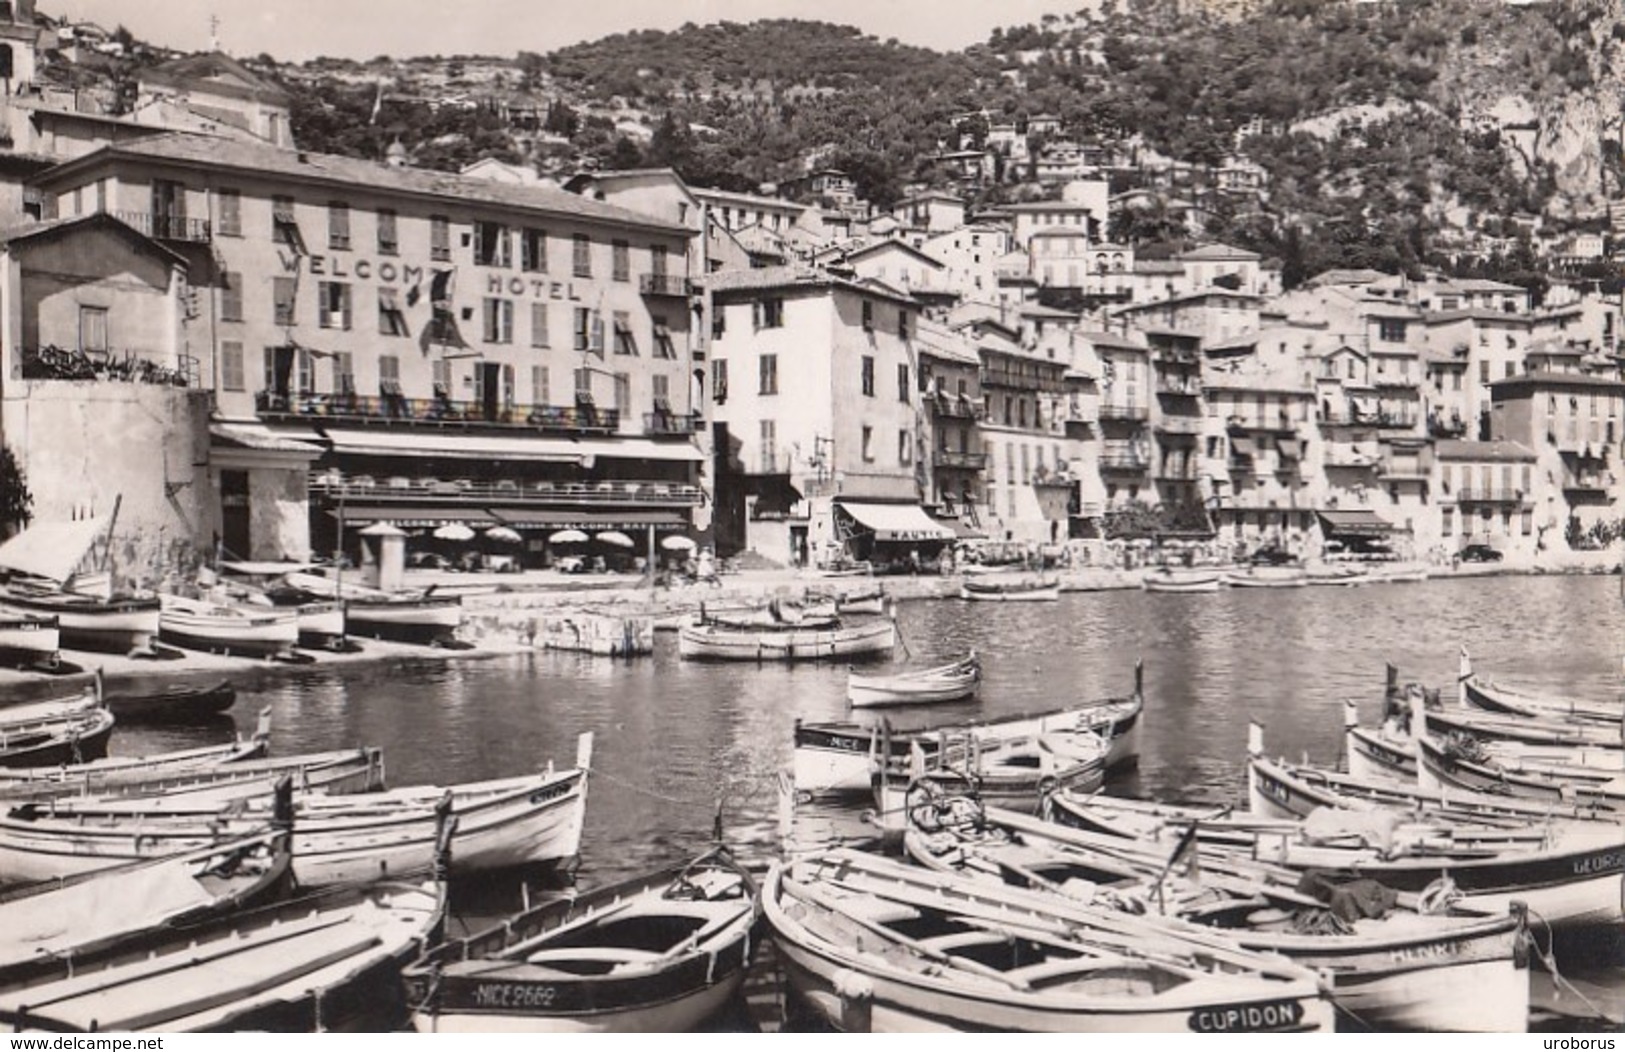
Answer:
3 380 213 588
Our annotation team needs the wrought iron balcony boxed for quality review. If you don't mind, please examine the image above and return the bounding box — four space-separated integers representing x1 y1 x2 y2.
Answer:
934 450 988 470
931 394 984 420
1562 471 1613 493
1098 403 1150 422
1452 487 1528 506
1100 445 1150 471
1032 471 1076 489
113 211 212 243
640 273 691 297
643 411 701 436
310 473 703 506
1154 415 1204 435
256 390 620 434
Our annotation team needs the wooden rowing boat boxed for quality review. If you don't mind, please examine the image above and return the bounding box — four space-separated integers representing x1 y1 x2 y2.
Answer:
0 708 113 768
1222 567 1307 588
678 615 895 662
903 799 1530 1032
847 652 980 708
405 845 760 1033
158 594 300 658
0 825 291 985
765 848 1335 1032
101 679 236 722
794 662 1142 798
1143 568 1222 594
1456 646 1621 725
959 574 1060 602
1045 790 1625 931
0 734 591 887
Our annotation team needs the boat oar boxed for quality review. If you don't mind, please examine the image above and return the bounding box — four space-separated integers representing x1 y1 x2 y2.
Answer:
779 876 1032 992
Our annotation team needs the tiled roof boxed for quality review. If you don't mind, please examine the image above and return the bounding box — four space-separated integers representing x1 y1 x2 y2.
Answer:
1177 242 1259 262
701 265 919 308
1423 308 1532 325
1078 330 1147 352
40 132 693 236
0 212 187 266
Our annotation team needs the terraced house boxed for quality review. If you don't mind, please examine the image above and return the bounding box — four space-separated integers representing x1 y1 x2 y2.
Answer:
30 132 703 565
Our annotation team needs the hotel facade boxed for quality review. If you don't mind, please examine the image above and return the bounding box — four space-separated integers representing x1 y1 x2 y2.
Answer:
28 132 705 571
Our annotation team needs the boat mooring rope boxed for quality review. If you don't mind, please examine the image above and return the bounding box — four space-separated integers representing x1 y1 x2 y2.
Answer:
1521 906 1612 1024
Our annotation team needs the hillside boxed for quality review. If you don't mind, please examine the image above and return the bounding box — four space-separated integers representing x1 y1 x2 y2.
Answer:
51 0 1621 283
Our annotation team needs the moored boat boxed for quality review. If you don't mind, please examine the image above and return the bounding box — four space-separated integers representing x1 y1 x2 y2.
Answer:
0 514 162 654
1456 646 1621 725
903 799 1530 1032
765 848 1336 1033
158 594 300 658
847 652 980 708
0 612 59 667
871 731 1109 833
0 824 291 986
0 878 444 1032
102 679 237 722
1144 568 1222 594
794 662 1143 797
835 586 886 616
0 734 591 886
1222 566 1307 588
0 707 114 768
678 614 895 662
1304 564 1369 586
1045 790 1625 931
959 574 1060 602
404 845 760 1033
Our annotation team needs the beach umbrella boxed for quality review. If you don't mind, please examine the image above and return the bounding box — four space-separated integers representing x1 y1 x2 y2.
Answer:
433 523 475 542
660 535 697 552
359 522 406 537
548 529 589 544
596 530 635 548
485 525 522 544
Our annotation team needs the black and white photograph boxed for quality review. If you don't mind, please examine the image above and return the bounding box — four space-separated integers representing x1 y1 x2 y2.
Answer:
0 0 1619 1034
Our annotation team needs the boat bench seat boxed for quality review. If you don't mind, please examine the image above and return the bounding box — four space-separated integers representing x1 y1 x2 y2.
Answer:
915 929 1011 953
1005 956 1120 985
526 946 666 966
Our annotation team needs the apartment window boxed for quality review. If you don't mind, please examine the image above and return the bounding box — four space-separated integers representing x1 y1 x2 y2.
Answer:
612 239 630 282
1504 361 1515 379
650 244 668 281
475 222 511 268
219 271 244 323
861 300 874 331
899 429 912 465
327 202 351 250
217 188 242 237
530 303 550 348
220 340 245 392
483 298 514 344
1478 361 1490 383
613 371 631 413
432 358 451 395
272 277 298 326
295 347 314 395
753 298 784 329
761 420 777 473
378 287 409 337
78 306 108 354
521 228 547 272
897 363 910 403
573 307 603 353
430 215 451 261
861 356 875 397
271 196 304 251
700 360 722 410
759 354 779 395
379 354 401 395
652 373 672 415
862 425 875 462
572 234 592 277
711 306 726 341
651 315 676 359
318 282 352 330
612 311 638 355
532 365 550 406
574 367 593 401
1378 320 1406 342
376 209 398 255
1441 507 1454 536
899 310 910 340
335 351 355 396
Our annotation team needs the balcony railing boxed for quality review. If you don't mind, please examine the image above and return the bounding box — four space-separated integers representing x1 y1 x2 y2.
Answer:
1155 377 1202 396
932 394 984 420
1452 487 1528 505
1427 417 1468 439
1154 466 1200 481
935 450 989 470
1154 415 1204 435
310 474 703 506
113 211 212 243
640 273 691 297
1323 449 1379 468
981 365 1067 393
1031 472 1076 489
257 390 621 435
1099 403 1150 422
643 411 701 436
1227 414 1297 434
1100 446 1150 471
1380 460 1431 480
1562 471 1613 493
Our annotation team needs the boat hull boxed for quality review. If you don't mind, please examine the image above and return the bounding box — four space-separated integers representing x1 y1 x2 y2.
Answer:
103 681 236 722
158 602 299 657
848 661 979 708
679 619 895 662
0 616 59 664
0 709 114 768
345 599 462 645
0 591 159 653
1144 573 1222 594
959 582 1060 602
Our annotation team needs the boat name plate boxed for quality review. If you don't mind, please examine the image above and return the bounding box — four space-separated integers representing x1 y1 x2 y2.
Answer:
1188 999 1305 1033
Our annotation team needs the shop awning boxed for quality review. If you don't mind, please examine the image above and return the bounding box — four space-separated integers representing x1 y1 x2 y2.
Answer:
1277 437 1304 460
836 501 956 542
1316 509 1395 537
943 517 987 540
210 421 324 455
487 509 687 530
570 438 706 463
334 505 498 528
1230 435 1259 457
322 430 585 462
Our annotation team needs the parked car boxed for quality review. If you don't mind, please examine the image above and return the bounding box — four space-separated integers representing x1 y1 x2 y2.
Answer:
1458 543 1503 563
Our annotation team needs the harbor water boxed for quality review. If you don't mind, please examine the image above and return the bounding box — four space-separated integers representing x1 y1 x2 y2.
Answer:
110 572 1625 1028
